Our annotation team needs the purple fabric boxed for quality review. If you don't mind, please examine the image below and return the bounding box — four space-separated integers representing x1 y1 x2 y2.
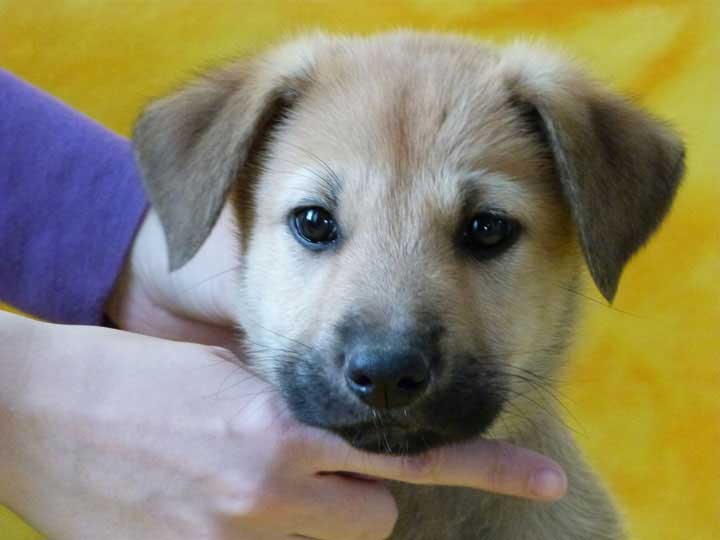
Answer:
0 69 148 324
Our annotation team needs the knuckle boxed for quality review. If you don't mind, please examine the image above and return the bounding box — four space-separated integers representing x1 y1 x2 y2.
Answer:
273 412 304 445
243 489 279 519
223 416 308 472
204 469 281 522
271 416 315 465
269 425 303 463
217 484 279 520
223 414 253 442
485 454 512 493
400 450 438 479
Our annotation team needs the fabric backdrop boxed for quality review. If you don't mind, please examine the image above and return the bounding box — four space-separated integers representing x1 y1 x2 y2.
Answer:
1 1 718 539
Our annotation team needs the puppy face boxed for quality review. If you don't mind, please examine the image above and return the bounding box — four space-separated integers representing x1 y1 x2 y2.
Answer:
134 32 684 454
239 49 579 453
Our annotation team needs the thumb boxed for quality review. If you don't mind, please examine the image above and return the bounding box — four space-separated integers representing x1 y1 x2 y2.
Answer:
317 435 567 501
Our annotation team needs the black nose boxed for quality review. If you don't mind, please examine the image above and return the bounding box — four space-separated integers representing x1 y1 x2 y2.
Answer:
345 347 431 409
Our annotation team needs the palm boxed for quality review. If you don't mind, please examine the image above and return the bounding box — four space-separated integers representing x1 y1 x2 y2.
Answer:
107 206 241 350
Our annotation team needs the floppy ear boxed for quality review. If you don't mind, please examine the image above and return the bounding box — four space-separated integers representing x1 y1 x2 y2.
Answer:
503 45 686 302
133 42 319 270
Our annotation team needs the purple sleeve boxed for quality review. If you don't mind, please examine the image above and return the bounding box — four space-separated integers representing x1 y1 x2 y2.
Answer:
0 69 148 324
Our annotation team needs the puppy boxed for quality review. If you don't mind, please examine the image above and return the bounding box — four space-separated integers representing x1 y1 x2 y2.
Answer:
133 31 685 539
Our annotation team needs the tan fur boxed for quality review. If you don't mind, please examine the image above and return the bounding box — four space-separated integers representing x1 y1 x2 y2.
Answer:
134 30 685 539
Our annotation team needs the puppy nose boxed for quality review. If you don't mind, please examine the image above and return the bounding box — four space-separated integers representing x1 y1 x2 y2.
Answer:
345 348 431 409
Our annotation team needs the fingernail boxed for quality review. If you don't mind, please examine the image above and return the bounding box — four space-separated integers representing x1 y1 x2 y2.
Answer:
530 468 567 499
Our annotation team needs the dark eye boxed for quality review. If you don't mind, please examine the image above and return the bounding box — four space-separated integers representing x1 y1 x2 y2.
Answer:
461 212 519 259
292 207 339 248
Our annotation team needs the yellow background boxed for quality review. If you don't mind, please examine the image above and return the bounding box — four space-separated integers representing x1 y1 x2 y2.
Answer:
1 1 718 539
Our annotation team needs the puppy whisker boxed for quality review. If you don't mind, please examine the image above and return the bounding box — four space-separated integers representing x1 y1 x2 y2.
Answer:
552 281 649 319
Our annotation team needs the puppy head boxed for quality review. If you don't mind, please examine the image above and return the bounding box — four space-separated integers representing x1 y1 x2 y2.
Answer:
134 32 684 454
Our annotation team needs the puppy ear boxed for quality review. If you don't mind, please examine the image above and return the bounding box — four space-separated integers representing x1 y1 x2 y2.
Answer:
133 44 317 270
504 45 685 302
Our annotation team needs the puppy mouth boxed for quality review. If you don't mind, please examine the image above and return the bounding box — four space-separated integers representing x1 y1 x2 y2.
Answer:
334 421 482 455
278 354 507 455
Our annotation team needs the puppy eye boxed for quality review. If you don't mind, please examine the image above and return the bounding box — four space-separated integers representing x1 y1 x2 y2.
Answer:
461 212 519 259
292 207 339 248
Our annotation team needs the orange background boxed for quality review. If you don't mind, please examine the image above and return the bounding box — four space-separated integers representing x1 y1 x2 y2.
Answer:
1 1 718 539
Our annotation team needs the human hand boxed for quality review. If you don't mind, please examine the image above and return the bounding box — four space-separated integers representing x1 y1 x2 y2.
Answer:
0 312 565 540
106 204 240 347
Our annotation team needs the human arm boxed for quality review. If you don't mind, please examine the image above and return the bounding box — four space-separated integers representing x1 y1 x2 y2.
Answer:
0 68 238 344
0 68 147 325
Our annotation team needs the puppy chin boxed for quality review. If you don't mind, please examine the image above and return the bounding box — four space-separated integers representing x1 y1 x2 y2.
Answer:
334 420 497 456
338 426 450 455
